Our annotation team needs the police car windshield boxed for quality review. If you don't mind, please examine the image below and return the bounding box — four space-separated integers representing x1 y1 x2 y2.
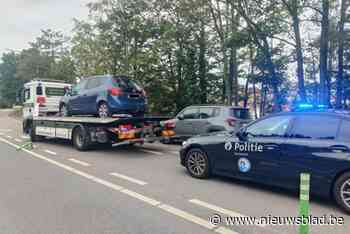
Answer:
245 115 293 138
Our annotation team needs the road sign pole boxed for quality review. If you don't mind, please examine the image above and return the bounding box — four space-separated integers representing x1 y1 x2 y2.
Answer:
299 173 310 234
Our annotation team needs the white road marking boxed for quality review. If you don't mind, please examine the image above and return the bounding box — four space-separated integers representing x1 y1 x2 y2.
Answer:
158 204 214 230
215 227 240 234
121 189 160 206
0 129 12 132
110 172 148 186
44 150 57 155
14 138 22 143
189 199 266 227
140 149 164 156
68 158 90 167
21 135 30 139
171 151 179 155
0 137 240 234
6 136 13 139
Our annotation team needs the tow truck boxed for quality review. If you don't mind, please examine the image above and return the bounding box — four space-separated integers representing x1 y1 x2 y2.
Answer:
24 115 176 151
20 79 175 151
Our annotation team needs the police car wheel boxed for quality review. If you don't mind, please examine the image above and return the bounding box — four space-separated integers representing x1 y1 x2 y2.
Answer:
73 127 91 151
185 148 210 179
98 102 111 118
334 172 350 214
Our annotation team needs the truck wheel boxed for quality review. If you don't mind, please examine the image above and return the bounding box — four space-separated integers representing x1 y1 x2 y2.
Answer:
185 148 210 179
333 172 350 214
72 127 91 151
98 102 111 118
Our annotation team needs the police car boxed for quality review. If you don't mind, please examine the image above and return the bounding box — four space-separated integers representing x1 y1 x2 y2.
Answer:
180 107 350 213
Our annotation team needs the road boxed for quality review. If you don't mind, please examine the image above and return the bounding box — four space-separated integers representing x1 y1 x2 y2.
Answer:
0 110 349 234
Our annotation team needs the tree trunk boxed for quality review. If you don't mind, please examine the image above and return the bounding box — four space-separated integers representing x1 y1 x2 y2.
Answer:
291 0 306 102
253 81 258 119
199 19 207 104
336 0 347 108
319 0 330 105
243 77 249 108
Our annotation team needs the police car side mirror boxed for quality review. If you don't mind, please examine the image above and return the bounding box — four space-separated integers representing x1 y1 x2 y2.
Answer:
236 131 248 141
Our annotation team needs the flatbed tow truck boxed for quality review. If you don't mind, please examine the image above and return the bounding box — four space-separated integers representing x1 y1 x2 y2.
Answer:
24 116 175 151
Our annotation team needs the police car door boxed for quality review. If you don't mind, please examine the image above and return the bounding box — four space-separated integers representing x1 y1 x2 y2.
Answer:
237 115 293 182
281 114 343 189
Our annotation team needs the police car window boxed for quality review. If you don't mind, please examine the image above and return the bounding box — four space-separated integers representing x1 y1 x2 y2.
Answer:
338 120 350 141
199 108 214 119
182 108 199 119
290 116 340 140
246 116 293 137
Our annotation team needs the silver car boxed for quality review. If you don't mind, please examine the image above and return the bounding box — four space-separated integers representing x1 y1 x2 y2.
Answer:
166 105 252 140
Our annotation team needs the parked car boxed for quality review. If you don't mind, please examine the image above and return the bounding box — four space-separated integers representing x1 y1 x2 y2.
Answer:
163 105 252 141
59 75 147 118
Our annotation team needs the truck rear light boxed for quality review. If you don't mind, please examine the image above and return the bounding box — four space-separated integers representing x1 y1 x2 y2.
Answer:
119 124 134 132
37 96 46 107
226 118 236 127
164 120 175 129
108 88 123 96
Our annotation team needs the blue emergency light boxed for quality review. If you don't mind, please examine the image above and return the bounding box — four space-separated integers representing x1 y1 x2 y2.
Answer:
294 103 329 112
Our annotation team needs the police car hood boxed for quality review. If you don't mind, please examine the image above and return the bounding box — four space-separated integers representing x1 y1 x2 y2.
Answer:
188 131 238 144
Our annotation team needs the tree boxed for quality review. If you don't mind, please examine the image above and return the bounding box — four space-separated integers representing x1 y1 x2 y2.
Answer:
281 0 306 102
336 0 349 108
319 0 330 105
0 53 22 107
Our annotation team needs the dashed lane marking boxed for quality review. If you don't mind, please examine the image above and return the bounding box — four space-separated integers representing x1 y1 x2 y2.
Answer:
0 136 241 234
140 149 164 156
68 158 90 167
110 172 148 186
44 150 57 155
189 199 266 228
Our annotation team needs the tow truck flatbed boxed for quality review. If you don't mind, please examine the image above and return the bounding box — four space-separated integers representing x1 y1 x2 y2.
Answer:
24 116 174 151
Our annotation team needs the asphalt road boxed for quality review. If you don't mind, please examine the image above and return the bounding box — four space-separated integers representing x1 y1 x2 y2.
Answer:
0 110 349 234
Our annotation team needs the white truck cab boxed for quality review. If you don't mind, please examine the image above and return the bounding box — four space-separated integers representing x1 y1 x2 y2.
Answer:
22 79 72 135
22 79 71 119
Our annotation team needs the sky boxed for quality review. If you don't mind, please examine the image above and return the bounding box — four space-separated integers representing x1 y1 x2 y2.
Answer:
0 0 93 55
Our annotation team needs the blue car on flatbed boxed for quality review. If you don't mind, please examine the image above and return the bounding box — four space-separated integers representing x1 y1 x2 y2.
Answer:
59 75 147 118
180 110 350 214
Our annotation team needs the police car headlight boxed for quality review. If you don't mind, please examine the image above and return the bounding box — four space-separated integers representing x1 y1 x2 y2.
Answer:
182 141 188 147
